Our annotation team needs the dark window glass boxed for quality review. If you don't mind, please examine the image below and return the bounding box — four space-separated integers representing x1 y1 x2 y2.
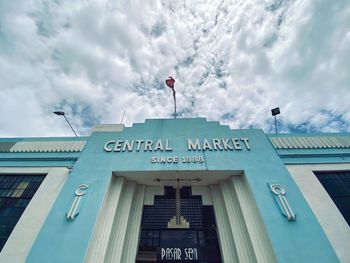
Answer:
141 188 203 229
0 174 45 251
137 186 222 262
315 171 350 226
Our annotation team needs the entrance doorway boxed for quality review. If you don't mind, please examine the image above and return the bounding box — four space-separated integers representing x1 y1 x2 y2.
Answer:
136 186 222 262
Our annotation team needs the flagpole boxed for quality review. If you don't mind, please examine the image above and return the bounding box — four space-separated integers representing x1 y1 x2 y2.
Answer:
173 91 177 119
165 76 177 119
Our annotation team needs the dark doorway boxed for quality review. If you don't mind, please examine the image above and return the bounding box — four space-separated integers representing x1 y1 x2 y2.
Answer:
136 186 222 262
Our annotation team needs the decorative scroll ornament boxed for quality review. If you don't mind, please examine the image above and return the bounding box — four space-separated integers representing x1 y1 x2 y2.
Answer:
66 184 88 221
268 183 296 221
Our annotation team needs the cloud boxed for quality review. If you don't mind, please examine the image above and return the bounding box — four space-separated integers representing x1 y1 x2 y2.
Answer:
0 0 349 137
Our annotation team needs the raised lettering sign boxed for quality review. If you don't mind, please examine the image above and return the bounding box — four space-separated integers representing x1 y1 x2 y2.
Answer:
104 138 250 153
159 247 199 261
103 138 251 164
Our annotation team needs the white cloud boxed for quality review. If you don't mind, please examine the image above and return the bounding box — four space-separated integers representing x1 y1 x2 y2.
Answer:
0 0 349 137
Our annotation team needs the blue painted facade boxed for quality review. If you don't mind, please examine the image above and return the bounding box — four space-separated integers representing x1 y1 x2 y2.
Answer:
0 118 346 263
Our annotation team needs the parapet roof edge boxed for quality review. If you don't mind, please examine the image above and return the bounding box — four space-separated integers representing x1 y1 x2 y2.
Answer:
0 137 88 143
91 124 125 133
132 117 262 131
268 132 350 138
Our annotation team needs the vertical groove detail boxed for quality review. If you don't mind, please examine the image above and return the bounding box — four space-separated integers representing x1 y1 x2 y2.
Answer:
211 175 277 263
220 181 257 263
120 185 146 262
210 185 239 263
84 176 125 263
104 181 136 263
231 176 277 263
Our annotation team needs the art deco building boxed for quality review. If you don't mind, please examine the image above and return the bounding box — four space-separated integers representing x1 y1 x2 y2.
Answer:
0 118 349 262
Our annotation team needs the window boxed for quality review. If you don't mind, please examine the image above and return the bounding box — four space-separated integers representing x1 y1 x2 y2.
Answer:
315 171 350 226
0 175 45 251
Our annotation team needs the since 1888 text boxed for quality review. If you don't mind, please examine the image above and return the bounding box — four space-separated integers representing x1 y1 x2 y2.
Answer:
151 156 204 164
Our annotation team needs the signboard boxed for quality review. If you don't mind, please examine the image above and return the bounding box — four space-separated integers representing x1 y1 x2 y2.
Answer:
103 137 251 164
158 247 200 261
103 138 250 152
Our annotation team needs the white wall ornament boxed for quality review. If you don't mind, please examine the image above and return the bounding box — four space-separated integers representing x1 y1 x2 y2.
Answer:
268 183 296 221
66 184 88 221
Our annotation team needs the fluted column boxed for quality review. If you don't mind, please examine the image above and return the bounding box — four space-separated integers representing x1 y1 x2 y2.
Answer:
84 176 125 263
231 176 277 263
210 184 239 263
220 180 257 263
104 181 136 263
211 175 277 263
120 184 146 262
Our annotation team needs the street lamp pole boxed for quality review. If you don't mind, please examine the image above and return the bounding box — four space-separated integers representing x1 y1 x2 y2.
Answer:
53 111 78 137
271 107 281 134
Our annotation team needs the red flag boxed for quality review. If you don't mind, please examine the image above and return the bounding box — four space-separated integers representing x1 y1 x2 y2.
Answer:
165 76 175 90
165 76 177 118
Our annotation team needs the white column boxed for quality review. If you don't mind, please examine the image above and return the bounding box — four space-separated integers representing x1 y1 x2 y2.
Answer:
219 180 257 263
103 181 136 263
211 175 277 263
231 176 277 263
84 176 125 263
210 184 239 263
120 184 146 262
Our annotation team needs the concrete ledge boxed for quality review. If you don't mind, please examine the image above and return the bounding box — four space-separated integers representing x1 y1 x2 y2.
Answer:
91 124 124 133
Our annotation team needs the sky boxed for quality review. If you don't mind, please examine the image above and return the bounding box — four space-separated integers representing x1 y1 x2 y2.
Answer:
0 0 350 137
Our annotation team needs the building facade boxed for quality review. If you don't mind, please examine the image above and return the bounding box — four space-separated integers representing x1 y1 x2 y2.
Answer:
0 118 349 263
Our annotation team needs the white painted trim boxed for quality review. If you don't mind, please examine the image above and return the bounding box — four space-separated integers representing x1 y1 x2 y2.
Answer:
0 167 69 263
287 163 350 263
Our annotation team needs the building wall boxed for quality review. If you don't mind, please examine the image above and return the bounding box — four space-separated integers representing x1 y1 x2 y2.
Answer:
0 118 347 262
23 118 339 263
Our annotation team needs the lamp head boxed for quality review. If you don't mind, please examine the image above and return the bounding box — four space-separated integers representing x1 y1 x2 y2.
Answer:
271 107 280 116
53 111 65 116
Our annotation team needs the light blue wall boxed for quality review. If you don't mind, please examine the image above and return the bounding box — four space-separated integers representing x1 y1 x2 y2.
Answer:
24 118 339 263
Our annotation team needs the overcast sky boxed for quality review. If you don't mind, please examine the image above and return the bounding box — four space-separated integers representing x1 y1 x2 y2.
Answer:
0 0 349 137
